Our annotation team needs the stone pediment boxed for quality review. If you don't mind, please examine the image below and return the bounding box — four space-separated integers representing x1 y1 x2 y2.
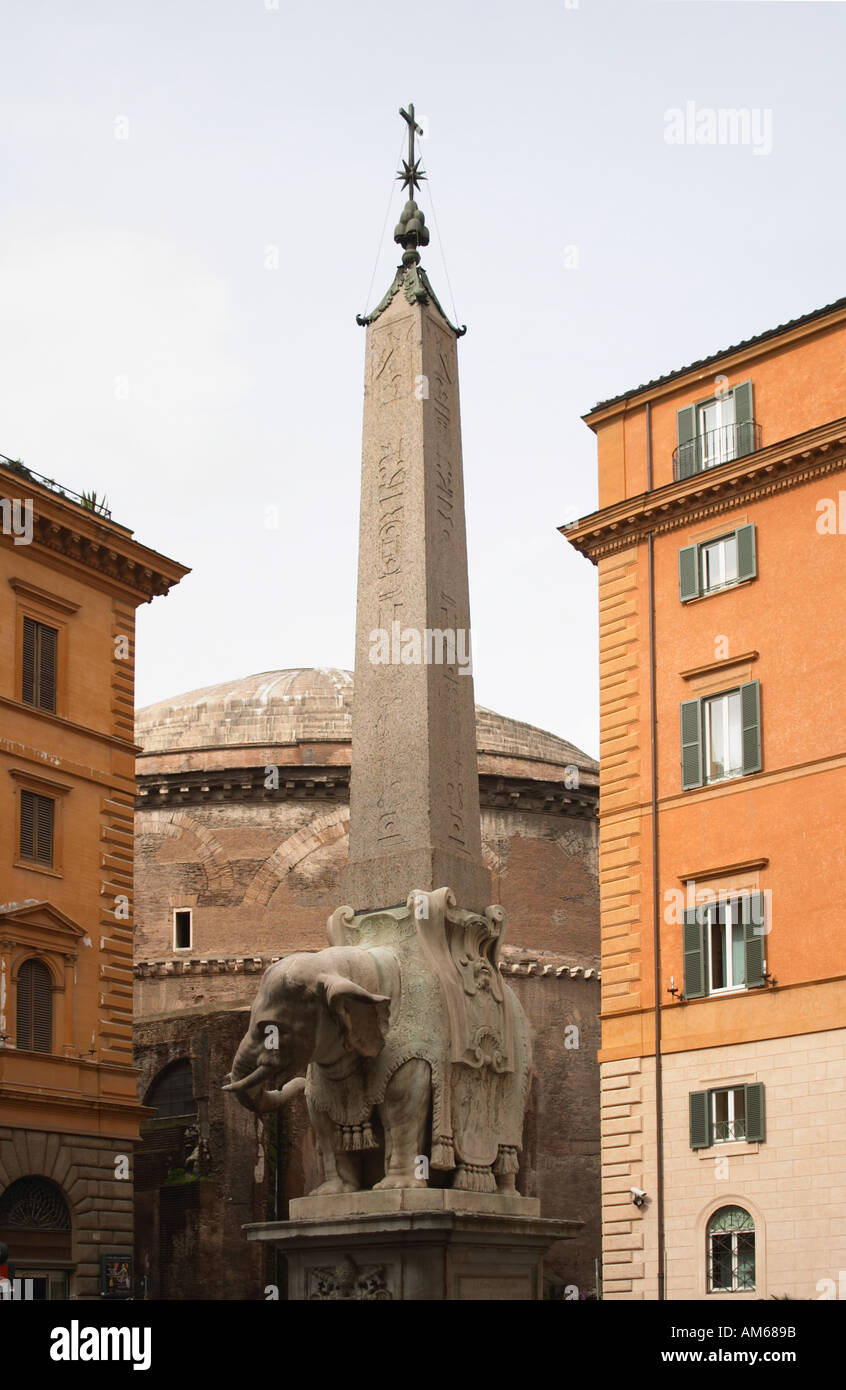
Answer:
0 899 88 954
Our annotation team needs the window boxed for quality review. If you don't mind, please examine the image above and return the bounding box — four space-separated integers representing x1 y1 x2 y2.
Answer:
0 1177 70 1230
714 1087 745 1142
690 1084 765 1148
698 392 736 469
144 1059 196 1119
19 791 55 867
173 909 192 951
21 618 58 712
682 893 766 999
707 1206 755 1293
704 691 743 785
705 896 746 990
675 381 756 480
16 958 53 1052
680 681 761 790
678 525 756 602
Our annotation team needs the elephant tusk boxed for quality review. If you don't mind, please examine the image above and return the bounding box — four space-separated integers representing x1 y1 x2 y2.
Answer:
222 1062 274 1094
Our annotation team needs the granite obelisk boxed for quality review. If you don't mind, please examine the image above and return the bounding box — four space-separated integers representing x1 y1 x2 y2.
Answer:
235 107 580 1297
347 104 490 914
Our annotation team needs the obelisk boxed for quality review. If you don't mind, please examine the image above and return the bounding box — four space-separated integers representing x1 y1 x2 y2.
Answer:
236 109 580 1297
346 104 490 915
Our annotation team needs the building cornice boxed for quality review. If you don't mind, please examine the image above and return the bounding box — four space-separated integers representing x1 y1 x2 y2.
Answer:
0 695 140 754
135 765 598 819
562 418 846 562
134 945 601 984
0 464 189 603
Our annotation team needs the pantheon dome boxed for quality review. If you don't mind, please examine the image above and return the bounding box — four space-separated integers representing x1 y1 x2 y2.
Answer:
134 668 598 998
135 666 597 782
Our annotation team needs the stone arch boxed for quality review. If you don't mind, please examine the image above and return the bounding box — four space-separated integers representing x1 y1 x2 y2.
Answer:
143 1058 196 1118
243 806 350 907
141 809 235 897
0 1138 84 1231
10 949 64 989
0 1175 70 1230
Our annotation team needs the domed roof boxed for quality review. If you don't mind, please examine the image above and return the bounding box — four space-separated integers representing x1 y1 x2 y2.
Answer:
136 668 595 776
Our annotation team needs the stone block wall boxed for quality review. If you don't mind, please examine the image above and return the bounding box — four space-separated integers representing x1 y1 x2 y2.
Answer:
0 1127 134 1299
600 1029 846 1300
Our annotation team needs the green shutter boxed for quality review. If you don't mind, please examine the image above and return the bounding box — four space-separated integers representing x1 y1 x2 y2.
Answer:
733 380 754 457
740 681 761 775
676 405 698 478
689 1090 711 1148
680 698 703 789
744 1082 765 1142
742 893 766 988
678 544 700 602
735 523 756 583
683 907 706 998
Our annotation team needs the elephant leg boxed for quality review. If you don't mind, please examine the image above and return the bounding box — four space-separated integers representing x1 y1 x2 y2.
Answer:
374 1058 430 1190
307 1096 359 1195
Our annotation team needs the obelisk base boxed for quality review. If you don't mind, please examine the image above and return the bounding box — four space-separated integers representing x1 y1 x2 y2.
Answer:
245 1191 579 1300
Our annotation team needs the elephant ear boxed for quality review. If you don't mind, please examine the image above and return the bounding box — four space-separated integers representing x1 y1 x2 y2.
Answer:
318 975 391 1057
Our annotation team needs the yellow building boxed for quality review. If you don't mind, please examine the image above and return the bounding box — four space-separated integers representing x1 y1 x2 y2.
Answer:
0 456 186 1299
564 296 846 1300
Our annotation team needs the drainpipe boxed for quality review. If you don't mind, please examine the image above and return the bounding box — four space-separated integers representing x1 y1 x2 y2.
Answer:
646 401 666 1300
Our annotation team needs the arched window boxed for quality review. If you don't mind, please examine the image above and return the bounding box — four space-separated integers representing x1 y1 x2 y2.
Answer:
707 1205 755 1292
144 1059 196 1119
16 959 53 1053
0 1177 70 1231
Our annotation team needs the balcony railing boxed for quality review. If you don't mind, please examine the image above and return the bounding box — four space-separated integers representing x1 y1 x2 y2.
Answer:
673 421 761 481
0 453 111 518
714 1118 747 1143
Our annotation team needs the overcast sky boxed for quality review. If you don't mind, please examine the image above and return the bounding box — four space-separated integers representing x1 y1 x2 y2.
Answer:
2 0 844 760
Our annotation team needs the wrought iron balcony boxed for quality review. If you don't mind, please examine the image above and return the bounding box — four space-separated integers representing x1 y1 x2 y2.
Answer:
0 453 111 518
673 421 761 481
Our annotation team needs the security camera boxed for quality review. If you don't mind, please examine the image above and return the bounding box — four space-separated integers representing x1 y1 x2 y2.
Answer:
630 1187 647 1207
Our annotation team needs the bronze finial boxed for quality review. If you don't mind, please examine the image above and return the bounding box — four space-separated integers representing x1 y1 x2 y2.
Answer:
397 103 426 199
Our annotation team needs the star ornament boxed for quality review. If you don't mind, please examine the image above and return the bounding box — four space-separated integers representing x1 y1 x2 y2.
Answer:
397 158 427 195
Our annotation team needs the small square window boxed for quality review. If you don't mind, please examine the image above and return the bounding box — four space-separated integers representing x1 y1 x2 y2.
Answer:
173 910 192 951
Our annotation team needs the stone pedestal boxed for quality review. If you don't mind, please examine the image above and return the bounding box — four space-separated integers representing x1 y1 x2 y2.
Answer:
245 1190 579 1301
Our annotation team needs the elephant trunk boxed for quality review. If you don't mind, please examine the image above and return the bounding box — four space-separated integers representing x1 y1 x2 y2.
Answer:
223 1035 305 1113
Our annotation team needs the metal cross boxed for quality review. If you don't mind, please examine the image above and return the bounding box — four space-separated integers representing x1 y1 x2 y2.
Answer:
397 103 426 198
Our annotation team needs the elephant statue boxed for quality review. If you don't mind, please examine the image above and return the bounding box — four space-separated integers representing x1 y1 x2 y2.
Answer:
224 888 532 1196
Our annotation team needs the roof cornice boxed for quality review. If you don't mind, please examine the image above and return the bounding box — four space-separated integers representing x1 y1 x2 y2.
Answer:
584 297 846 423
0 464 189 603
561 418 846 563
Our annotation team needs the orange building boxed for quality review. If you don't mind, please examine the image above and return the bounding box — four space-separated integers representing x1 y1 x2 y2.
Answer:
0 456 186 1299
564 296 846 1300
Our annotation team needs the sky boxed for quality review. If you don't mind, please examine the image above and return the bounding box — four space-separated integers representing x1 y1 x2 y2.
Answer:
2 0 845 761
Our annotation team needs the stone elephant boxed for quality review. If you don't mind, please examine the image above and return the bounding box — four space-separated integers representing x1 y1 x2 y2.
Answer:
224 889 532 1195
